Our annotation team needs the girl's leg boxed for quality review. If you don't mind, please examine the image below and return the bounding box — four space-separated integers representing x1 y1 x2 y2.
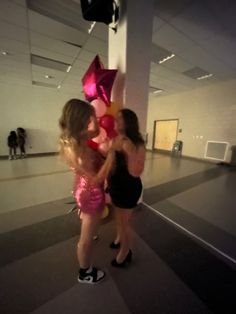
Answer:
115 208 133 263
77 212 100 268
77 211 105 284
113 207 122 244
13 146 17 158
9 147 13 160
20 144 23 157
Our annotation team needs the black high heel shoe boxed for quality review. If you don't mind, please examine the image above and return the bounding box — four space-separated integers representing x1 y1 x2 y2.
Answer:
111 250 132 267
109 241 121 249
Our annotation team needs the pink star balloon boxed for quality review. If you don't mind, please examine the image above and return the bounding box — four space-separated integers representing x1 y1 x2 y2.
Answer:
82 55 117 106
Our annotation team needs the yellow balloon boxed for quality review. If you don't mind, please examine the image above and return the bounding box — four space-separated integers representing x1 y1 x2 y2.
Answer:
101 205 109 219
107 102 121 117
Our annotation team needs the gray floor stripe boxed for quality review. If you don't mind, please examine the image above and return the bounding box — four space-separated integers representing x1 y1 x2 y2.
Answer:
0 212 81 267
143 166 227 204
0 209 111 268
151 200 236 261
132 205 236 314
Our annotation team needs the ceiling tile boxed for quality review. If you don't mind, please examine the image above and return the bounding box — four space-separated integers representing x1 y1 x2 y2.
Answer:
83 37 108 56
0 37 30 54
170 2 221 42
28 11 88 46
30 32 80 58
153 24 192 54
163 56 193 72
154 0 192 22
31 47 73 65
27 0 90 32
0 21 28 43
0 0 27 27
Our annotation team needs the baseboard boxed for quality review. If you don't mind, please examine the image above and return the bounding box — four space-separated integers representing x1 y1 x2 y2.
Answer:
146 149 218 165
0 152 58 160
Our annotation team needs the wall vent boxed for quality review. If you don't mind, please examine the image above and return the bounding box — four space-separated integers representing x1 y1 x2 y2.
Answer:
205 141 229 161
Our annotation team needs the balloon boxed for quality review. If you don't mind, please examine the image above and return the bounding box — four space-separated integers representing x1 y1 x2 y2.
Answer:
105 192 111 204
101 205 109 219
92 127 107 144
91 98 107 118
100 114 115 133
107 129 118 139
106 101 120 116
82 55 117 106
87 139 99 150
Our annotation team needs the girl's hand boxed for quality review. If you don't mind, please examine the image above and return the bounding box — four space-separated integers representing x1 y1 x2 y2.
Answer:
112 135 125 151
98 138 112 156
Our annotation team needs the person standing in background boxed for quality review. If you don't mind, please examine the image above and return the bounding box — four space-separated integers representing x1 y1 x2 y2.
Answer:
7 131 18 160
17 127 27 158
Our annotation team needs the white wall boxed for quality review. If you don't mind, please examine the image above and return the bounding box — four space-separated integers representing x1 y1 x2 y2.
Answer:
146 79 236 162
0 82 79 155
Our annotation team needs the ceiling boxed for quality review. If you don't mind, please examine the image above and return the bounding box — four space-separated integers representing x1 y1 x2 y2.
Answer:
0 0 236 98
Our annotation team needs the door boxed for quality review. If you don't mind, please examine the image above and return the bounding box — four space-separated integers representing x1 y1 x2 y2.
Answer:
153 119 178 151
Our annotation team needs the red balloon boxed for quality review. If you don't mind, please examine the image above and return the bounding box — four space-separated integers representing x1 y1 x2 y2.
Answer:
107 129 118 139
87 140 99 150
100 114 115 133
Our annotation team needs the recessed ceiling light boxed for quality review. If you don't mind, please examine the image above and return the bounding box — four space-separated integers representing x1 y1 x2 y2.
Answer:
1 50 9 56
66 65 72 73
45 75 54 79
197 73 213 80
159 53 175 64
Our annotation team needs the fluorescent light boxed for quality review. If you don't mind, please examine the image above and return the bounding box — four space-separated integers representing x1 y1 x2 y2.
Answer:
88 22 96 34
197 73 213 80
57 85 61 89
153 89 163 94
159 53 175 64
66 65 72 73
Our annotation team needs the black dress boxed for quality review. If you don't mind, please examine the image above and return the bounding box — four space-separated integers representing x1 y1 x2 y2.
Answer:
108 151 142 209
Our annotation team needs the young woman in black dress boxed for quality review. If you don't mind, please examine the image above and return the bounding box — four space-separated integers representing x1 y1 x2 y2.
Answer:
107 109 145 267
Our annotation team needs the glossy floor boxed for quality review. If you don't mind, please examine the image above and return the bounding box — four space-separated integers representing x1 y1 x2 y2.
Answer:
0 153 235 314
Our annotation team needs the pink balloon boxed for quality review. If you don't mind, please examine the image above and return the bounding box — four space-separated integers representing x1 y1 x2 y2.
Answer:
100 114 115 133
91 98 107 118
82 55 117 106
92 127 107 144
105 192 111 204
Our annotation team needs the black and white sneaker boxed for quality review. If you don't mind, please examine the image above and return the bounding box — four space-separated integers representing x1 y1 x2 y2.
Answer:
78 267 105 284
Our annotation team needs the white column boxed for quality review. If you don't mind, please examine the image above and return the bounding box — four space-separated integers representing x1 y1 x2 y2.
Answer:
108 0 154 134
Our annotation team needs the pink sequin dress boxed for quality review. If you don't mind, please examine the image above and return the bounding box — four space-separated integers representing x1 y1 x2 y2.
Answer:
73 146 105 215
74 174 105 215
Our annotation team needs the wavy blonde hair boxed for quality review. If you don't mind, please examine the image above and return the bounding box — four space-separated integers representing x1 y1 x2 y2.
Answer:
59 99 94 168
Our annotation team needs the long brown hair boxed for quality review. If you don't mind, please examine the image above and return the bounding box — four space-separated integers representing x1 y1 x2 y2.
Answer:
59 99 94 168
120 109 144 146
